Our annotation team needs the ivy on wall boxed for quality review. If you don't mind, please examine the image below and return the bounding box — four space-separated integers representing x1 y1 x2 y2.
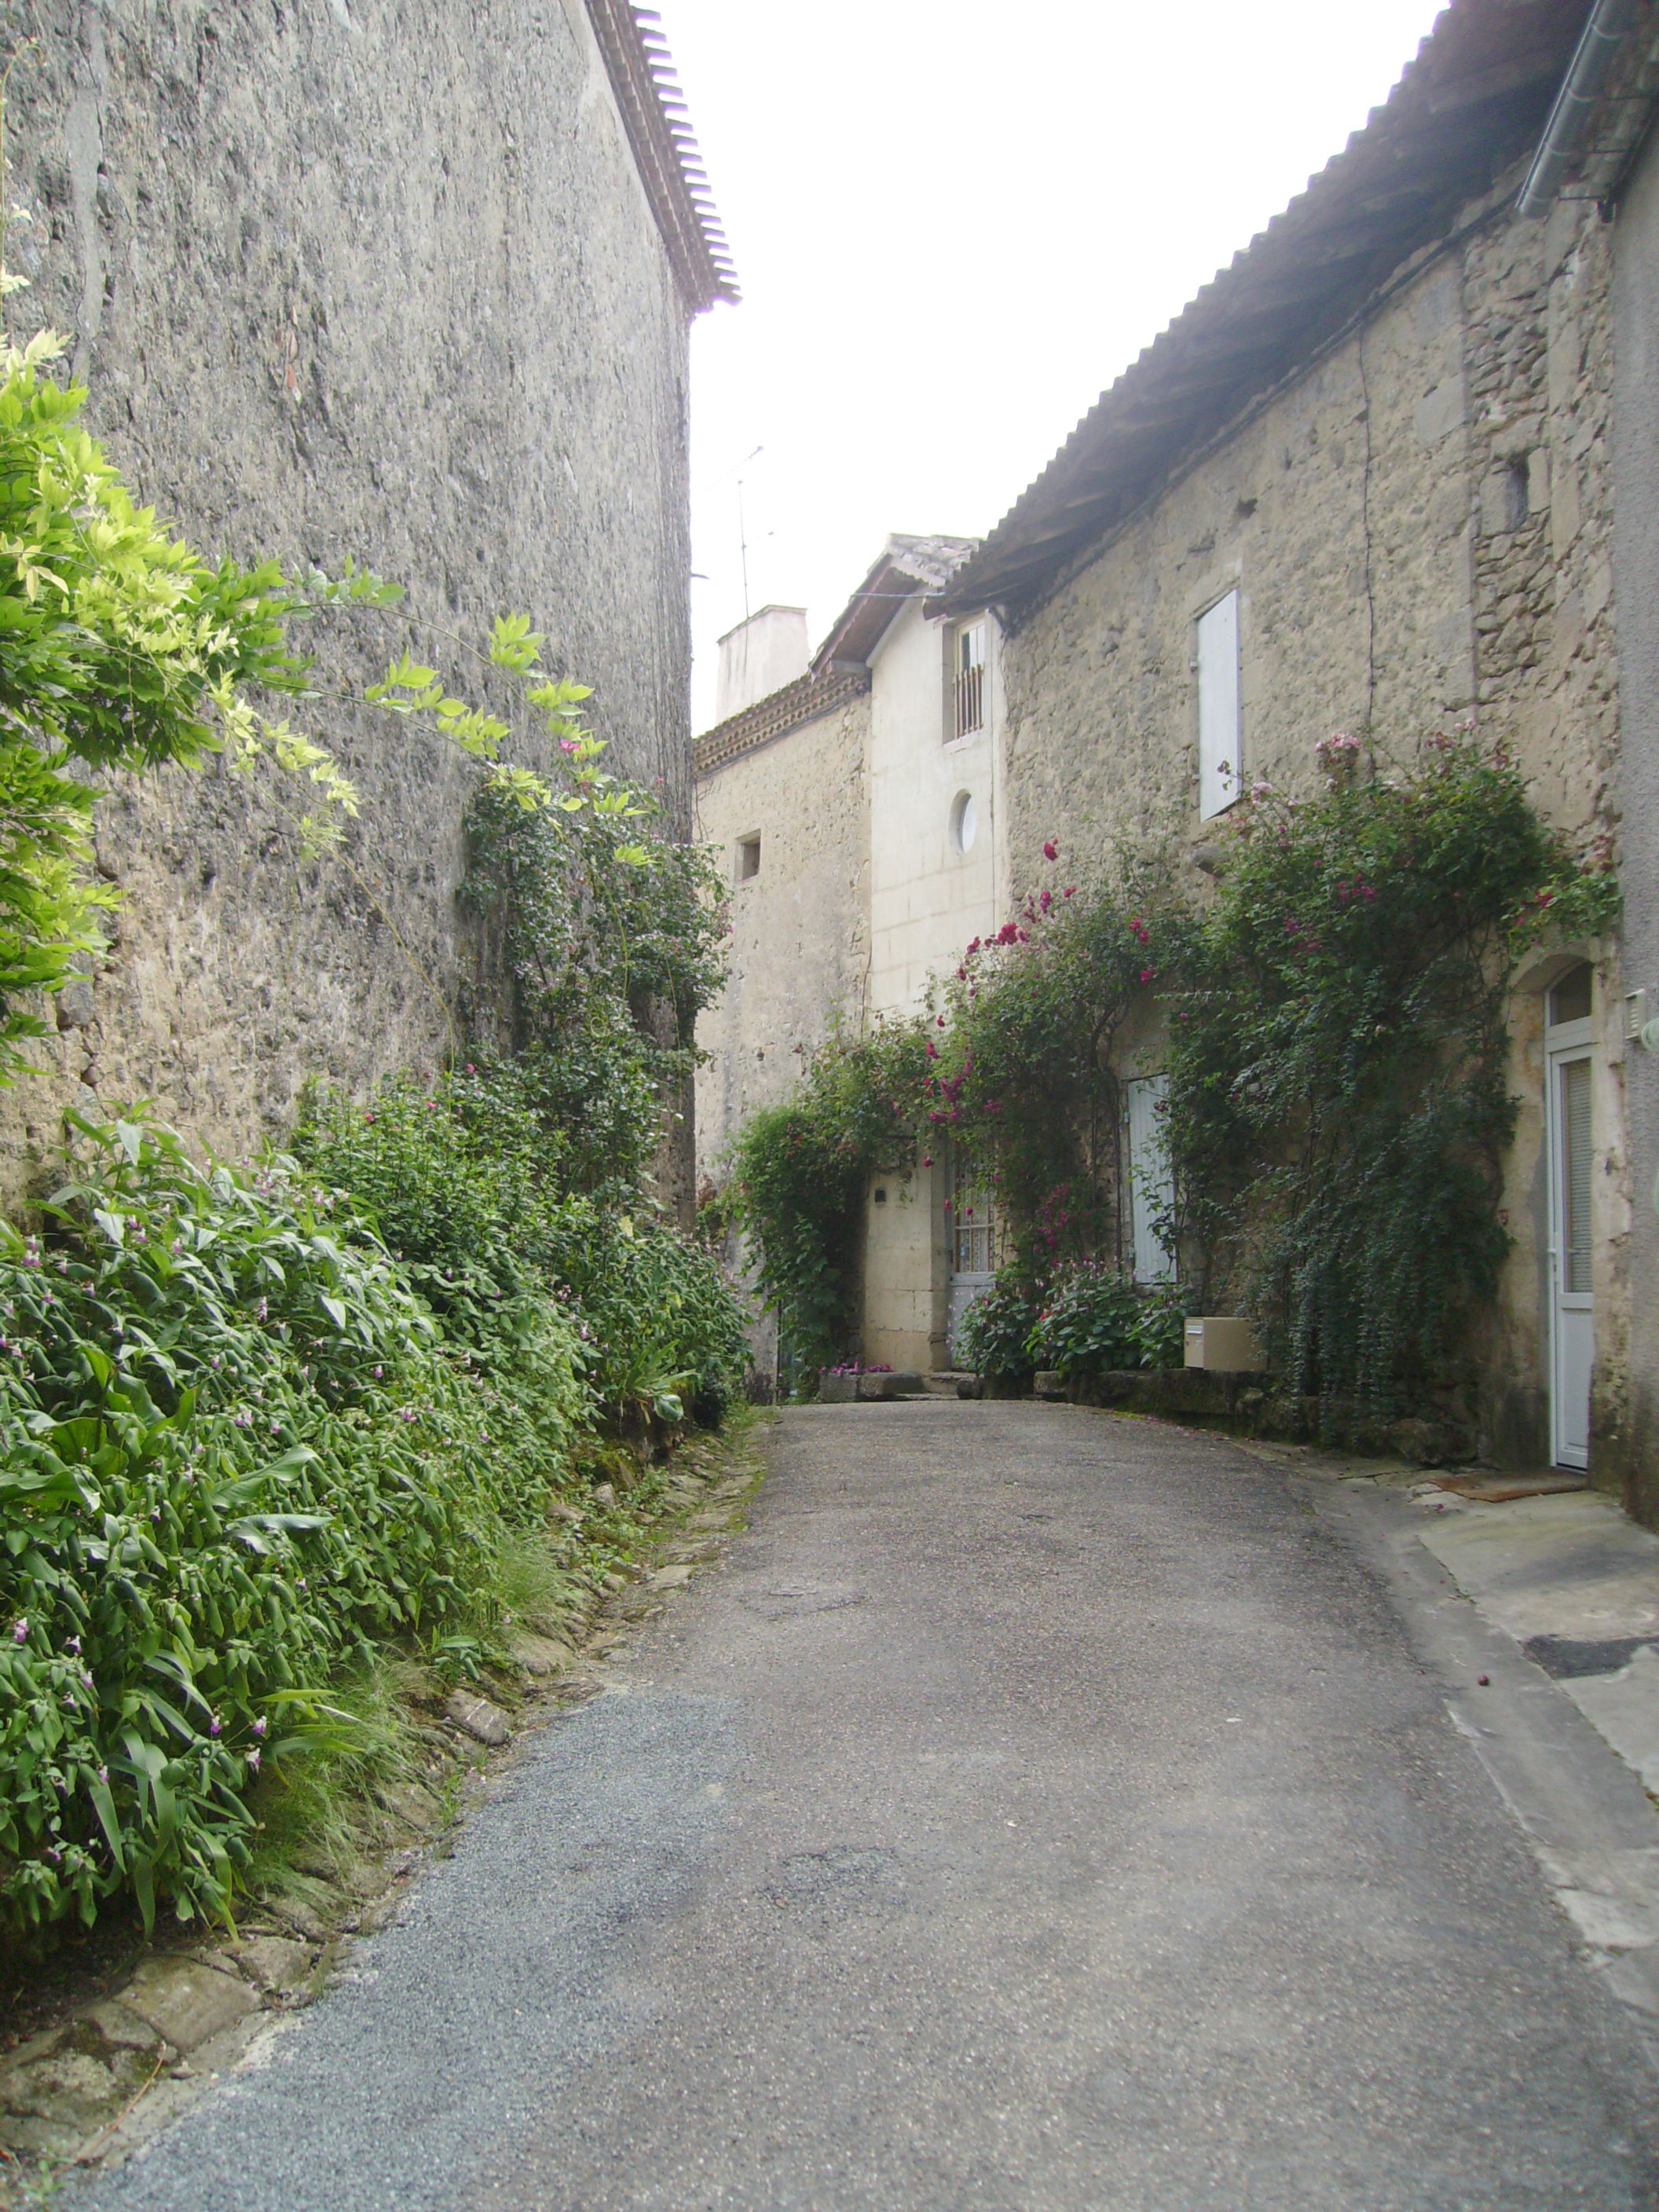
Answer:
728 731 1617 1428
461 731 727 1207
727 1024 932 1376
1164 731 1617 1430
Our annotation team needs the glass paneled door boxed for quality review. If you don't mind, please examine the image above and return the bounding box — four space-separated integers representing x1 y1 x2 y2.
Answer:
1545 967 1595 1470
1125 1075 1176 1283
946 1144 994 1368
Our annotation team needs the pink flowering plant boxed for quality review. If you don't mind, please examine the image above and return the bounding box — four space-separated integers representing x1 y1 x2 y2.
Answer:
935 849 1192 1260
1163 728 1618 1430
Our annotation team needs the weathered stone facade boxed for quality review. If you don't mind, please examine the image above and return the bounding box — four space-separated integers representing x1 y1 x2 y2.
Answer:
692 541 1003 1376
1613 106 1659 1529
924 0 1659 1485
975 185 1624 1473
692 678 872 1175
0 0 720 1190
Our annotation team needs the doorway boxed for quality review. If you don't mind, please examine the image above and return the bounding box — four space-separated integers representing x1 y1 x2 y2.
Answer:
946 1146 995 1367
1124 1075 1176 1283
1544 964 1594 1470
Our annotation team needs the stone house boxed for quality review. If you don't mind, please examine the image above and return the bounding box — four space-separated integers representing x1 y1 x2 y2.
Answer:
701 0 1659 1509
932 0 1646 1488
0 0 732 1199
694 535 1006 1373
1598 0 1659 1529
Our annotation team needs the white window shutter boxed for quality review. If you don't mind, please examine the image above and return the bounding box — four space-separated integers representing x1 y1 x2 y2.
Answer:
1197 591 1241 820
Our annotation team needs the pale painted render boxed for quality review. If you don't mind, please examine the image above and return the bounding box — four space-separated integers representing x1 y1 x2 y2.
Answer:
712 606 811 723
866 597 1003 1017
694 544 1005 1377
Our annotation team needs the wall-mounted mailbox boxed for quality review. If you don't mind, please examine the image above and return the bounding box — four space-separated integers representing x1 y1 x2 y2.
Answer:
1184 1317 1265 1372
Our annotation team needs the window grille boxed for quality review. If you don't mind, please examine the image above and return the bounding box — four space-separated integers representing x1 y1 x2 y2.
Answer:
951 1185 993 1274
952 621 987 741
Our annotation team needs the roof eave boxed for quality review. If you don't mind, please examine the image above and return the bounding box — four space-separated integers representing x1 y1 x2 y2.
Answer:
584 1 739 315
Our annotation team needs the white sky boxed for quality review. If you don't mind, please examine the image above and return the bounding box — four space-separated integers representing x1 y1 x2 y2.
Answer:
661 0 1451 731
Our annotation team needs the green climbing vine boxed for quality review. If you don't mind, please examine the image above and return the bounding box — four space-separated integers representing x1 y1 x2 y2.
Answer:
729 729 1617 1425
460 717 728 1206
727 1023 933 1375
1163 729 1617 1430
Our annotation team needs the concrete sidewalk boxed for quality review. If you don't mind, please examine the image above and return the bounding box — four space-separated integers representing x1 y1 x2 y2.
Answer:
1412 1485 1659 1797
1272 1443 1659 2056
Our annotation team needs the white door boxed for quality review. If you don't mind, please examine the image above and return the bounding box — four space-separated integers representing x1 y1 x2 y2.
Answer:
1546 1031 1594 1470
946 1148 995 1366
1125 1075 1175 1283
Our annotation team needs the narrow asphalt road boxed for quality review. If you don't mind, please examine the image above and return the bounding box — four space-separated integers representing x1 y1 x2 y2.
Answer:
76 1403 1658 2211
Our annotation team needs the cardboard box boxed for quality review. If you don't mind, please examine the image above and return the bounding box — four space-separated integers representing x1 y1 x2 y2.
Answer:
1183 1317 1265 1372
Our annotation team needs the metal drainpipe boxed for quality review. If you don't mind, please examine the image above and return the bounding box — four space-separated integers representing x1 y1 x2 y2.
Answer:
1518 0 1638 217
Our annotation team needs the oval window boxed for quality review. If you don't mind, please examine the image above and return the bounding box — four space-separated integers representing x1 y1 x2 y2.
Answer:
951 790 978 855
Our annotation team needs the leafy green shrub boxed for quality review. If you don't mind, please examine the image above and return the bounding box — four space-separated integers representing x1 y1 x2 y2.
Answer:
730 1024 934 1374
955 1269 1044 1384
297 1070 746 1430
1028 1263 1144 1377
542 1203 749 1426
0 1115 573 1941
297 1065 548 1315
1024 1266 1192 1379
1133 1278 1194 1372
1166 732 1620 1426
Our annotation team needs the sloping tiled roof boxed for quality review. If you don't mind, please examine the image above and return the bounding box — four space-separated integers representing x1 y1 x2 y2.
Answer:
694 664 870 777
584 1 738 313
811 534 980 671
938 0 1591 619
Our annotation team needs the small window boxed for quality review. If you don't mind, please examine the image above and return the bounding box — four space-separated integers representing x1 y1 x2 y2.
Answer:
1548 961 1592 1028
950 620 987 741
736 834 760 883
950 790 978 855
1503 460 1531 534
1196 589 1241 820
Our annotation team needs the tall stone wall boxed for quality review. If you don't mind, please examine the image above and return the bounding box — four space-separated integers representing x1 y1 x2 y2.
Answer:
997 182 1626 1474
0 0 692 1192
1613 128 1659 1529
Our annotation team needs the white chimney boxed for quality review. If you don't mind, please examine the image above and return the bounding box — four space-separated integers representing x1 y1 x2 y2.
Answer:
714 605 810 723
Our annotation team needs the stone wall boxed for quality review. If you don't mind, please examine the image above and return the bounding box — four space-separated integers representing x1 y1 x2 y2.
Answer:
0 0 693 1192
692 690 870 1174
691 687 870 1380
997 179 1626 1475
1613 127 1659 1529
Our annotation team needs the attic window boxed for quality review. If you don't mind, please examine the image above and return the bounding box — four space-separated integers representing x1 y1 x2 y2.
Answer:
950 621 987 741
737 834 761 882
